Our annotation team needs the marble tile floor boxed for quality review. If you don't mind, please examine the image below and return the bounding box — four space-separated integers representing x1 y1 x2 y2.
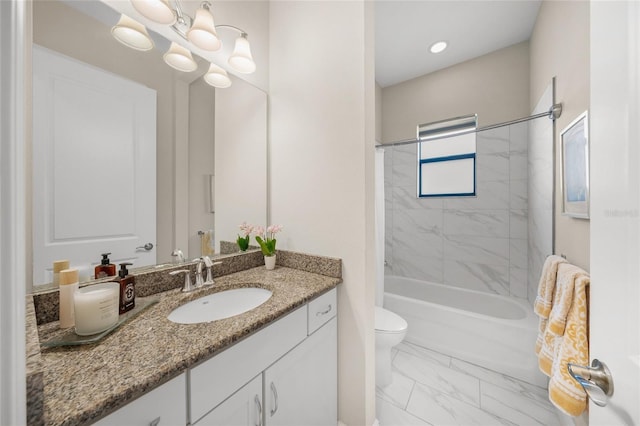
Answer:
376 342 567 426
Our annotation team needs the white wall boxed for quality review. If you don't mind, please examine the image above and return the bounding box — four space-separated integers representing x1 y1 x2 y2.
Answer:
0 0 27 422
214 76 268 250
269 1 376 424
188 79 216 258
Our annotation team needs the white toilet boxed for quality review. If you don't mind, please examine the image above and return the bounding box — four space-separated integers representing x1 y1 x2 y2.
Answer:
375 306 408 388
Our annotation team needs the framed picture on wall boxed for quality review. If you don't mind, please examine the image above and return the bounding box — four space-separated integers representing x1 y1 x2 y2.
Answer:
561 111 590 219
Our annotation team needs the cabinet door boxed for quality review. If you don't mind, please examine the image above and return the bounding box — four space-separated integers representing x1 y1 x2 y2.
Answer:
94 373 186 426
264 318 337 426
196 375 263 426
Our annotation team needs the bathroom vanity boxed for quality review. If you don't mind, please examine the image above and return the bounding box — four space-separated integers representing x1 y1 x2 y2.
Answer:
26 251 341 425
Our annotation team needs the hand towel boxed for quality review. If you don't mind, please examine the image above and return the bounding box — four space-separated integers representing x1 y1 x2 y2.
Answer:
548 264 588 336
548 275 590 417
534 255 568 318
537 263 588 376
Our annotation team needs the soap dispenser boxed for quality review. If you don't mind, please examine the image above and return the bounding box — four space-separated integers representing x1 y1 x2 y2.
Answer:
117 262 135 314
95 253 116 279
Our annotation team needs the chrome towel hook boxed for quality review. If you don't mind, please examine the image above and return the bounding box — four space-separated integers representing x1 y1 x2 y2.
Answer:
568 359 614 407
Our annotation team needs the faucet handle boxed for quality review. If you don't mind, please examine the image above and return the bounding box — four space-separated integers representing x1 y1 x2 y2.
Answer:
171 249 185 264
194 259 205 288
170 269 195 293
204 261 223 286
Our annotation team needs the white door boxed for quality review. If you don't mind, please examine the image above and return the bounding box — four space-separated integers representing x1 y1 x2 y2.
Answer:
32 45 156 285
589 2 640 424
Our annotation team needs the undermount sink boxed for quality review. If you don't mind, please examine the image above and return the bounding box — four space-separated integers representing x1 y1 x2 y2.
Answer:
168 287 273 324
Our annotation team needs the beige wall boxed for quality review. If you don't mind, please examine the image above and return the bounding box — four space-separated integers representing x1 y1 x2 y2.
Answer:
530 1 590 271
269 1 376 424
375 82 382 143
380 41 530 143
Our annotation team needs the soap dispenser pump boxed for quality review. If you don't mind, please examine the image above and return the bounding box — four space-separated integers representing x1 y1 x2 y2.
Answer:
117 262 135 314
95 253 116 279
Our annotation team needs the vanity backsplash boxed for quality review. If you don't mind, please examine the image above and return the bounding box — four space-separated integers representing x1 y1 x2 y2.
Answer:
32 250 265 325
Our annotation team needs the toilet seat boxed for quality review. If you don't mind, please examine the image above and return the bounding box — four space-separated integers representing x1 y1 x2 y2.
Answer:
375 307 408 333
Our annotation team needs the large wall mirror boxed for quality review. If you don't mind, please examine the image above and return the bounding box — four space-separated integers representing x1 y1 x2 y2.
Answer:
30 0 268 291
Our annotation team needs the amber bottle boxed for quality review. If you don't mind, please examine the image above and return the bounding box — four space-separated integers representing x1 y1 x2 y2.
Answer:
117 262 135 314
95 253 116 279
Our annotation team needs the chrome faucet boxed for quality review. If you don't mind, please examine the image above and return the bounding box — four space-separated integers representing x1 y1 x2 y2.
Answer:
202 256 214 285
194 258 205 288
170 269 195 292
201 257 222 285
171 249 185 264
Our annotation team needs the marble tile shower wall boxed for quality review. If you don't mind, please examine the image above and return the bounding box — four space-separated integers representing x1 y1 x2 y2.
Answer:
384 123 529 298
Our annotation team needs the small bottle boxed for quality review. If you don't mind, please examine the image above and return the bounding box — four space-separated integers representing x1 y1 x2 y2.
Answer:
59 268 79 329
117 262 135 314
52 259 70 286
95 253 116 279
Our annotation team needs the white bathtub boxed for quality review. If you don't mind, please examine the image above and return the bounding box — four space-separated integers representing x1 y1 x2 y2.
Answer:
384 275 547 388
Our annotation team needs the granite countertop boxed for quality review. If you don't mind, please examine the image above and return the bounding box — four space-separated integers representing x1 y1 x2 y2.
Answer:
34 264 341 426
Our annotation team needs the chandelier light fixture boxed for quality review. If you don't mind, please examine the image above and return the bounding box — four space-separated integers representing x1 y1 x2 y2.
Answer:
111 0 256 88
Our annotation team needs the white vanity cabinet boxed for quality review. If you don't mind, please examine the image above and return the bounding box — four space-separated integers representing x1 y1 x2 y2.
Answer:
192 288 338 426
195 375 263 426
94 373 186 426
263 317 337 426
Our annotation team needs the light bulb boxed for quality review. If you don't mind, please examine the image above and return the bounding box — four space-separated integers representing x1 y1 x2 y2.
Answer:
130 0 176 25
163 42 197 72
187 5 221 51
204 63 232 88
228 35 256 74
111 14 154 51
429 41 448 54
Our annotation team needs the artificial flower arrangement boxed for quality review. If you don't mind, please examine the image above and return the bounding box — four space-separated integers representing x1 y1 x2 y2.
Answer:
236 222 253 252
253 224 283 257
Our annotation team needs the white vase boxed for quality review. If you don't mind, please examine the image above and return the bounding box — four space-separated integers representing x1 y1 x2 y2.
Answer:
264 255 276 270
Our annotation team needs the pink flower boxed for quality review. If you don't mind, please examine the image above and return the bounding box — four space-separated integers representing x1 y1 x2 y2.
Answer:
252 226 265 237
238 222 254 237
267 224 283 234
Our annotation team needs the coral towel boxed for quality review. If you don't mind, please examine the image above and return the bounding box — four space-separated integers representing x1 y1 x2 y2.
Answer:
535 262 590 417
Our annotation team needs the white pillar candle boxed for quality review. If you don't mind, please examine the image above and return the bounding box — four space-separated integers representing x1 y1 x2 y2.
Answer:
74 282 119 336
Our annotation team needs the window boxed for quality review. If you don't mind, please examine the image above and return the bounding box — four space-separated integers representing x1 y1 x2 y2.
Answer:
417 115 477 198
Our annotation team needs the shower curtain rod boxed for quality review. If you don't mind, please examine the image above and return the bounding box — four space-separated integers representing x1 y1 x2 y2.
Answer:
377 103 563 148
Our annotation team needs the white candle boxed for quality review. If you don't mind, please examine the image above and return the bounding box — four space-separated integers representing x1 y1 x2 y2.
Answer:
74 282 119 336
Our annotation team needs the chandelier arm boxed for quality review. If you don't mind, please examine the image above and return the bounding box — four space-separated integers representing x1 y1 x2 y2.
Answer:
215 24 248 37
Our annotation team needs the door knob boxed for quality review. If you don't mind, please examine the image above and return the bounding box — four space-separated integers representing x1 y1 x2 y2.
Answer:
568 359 614 407
136 243 154 251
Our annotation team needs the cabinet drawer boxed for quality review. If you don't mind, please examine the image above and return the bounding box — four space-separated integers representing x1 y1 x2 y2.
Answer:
190 306 307 423
307 288 337 335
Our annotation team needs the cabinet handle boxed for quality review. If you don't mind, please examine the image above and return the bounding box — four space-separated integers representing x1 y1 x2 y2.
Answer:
254 395 262 426
316 304 332 316
149 417 160 426
270 382 279 416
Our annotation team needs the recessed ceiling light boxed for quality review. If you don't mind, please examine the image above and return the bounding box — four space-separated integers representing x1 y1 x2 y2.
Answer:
430 41 448 54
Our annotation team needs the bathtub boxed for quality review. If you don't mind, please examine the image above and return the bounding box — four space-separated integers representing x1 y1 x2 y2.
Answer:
384 275 546 388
